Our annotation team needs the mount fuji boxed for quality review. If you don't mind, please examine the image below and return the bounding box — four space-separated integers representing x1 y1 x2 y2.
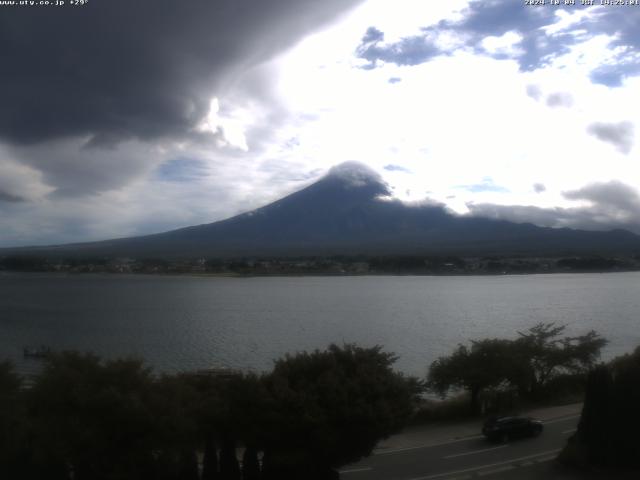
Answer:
6 162 640 258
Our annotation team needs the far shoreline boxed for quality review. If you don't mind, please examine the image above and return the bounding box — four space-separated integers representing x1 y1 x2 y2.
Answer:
2 268 640 279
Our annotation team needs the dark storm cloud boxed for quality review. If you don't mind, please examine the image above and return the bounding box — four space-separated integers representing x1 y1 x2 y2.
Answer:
0 0 363 146
467 181 640 234
5 139 160 197
467 203 579 228
563 181 640 212
0 190 25 203
355 2 640 86
587 121 635 154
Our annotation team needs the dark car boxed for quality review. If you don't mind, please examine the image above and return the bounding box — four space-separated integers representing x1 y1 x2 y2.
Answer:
482 416 544 442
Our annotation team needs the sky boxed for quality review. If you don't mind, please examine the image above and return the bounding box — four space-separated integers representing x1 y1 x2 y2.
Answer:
1 0 640 247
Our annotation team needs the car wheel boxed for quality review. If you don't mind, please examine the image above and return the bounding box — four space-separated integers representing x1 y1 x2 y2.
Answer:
500 432 509 443
532 425 542 437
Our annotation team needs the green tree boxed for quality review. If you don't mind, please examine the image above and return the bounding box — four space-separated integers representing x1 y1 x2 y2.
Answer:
514 323 607 398
427 339 514 414
261 344 421 479
26 352 158 480
428 324 608 411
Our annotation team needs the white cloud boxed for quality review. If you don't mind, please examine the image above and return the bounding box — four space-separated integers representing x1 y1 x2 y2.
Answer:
481 31 524 57
0 154 53 202
541 8 596 36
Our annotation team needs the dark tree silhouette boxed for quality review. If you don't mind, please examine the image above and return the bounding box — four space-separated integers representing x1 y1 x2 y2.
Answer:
26 352 158 480
219 437 241 480
514 323 607 398
261 344 421 479
2 345 420 480
428 339 513 414
0 361 25 479
564 346 640 469
202 435 220 480
428 323 607 412
152 373 201 478
178 449 199 480
242 446 261 480
577 365 614 466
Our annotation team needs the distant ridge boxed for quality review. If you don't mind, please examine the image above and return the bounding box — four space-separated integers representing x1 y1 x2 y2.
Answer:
4 162 640 258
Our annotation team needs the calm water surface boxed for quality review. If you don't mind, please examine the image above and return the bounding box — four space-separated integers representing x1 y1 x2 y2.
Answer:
1 272 639 377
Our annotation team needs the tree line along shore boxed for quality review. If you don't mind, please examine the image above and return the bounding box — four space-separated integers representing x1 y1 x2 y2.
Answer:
2 253 640 275
1 323 638 479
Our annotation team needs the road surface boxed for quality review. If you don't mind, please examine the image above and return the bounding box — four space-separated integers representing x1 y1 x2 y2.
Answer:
340 411 579 480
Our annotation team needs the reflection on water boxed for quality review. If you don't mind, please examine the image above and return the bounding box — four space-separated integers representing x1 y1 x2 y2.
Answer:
1 272 639 377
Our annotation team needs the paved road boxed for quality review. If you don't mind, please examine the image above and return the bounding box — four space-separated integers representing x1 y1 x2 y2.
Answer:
340 414 579 480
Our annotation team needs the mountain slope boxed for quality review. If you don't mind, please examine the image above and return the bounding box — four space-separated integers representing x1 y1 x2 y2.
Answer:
6 162 640 258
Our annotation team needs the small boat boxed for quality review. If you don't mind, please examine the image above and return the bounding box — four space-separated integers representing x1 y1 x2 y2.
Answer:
23 345 52 359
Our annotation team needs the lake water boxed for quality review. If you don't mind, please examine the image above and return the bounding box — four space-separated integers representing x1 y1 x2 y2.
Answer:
1 272 639 378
